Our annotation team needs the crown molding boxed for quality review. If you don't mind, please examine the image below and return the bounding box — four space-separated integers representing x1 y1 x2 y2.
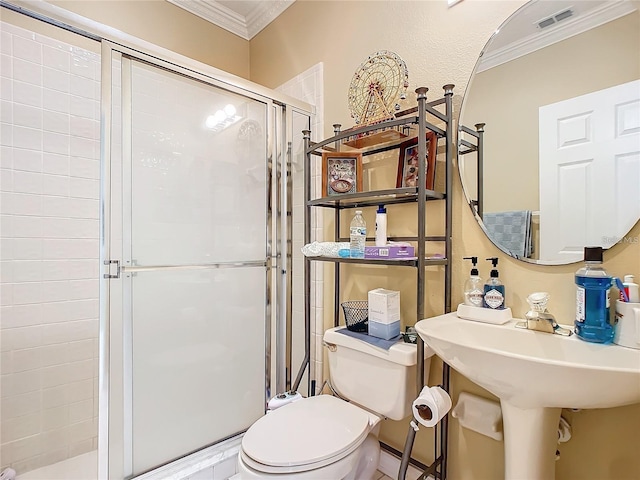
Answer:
246 0 294 39
477 1 637 73
167 0 294 40
167 0 248 39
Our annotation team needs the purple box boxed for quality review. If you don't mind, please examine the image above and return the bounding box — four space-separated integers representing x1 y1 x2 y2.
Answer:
364 245 415 259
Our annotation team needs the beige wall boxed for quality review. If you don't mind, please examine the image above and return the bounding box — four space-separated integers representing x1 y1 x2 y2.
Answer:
47 0 250 78
251 2 640 479
3 0 638 478
462 11 640 214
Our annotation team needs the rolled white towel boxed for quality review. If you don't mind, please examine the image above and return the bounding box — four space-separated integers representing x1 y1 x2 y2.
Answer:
301 241 350 257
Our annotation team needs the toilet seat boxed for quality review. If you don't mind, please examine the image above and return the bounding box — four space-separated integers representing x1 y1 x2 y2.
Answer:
241 395 374 474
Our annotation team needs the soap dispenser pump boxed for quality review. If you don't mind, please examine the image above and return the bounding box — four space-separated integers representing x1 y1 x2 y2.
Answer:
463 256 484 307
483 257 505 310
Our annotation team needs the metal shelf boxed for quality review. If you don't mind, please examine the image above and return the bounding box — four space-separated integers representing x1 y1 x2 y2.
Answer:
308 188 445 209
308 256 449 267
458 123 484 218
297 85 456 480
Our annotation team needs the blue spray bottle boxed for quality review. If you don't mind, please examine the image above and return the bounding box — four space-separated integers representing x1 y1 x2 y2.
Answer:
483 257 505 309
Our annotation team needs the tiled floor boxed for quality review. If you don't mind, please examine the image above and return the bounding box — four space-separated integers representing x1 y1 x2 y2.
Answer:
375 471 394 480
13 451 394 480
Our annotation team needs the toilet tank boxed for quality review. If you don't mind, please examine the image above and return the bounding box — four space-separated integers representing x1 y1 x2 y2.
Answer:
323 327 435 421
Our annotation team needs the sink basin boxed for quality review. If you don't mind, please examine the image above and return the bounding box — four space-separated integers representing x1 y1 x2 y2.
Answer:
415 313 640 409
415 312 640 480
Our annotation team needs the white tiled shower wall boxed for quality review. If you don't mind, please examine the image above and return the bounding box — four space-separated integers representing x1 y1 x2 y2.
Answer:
277 63 324 395
0 22 100 474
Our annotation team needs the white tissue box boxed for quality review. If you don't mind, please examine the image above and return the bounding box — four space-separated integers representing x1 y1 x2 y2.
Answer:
368 320 401 340
368 289 401 340
368 288 400 324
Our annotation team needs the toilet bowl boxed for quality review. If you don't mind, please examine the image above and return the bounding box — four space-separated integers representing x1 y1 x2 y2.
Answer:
237 395 380 479
237 327 434 479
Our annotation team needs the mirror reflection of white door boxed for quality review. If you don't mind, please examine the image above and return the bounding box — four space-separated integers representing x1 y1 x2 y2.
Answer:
539 80 640 263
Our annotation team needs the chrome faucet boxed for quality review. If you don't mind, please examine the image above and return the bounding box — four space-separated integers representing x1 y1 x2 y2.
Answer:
515 292 573 336
518 310 573 336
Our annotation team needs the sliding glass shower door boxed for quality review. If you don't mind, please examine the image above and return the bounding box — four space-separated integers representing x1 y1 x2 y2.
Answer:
105 51 271 477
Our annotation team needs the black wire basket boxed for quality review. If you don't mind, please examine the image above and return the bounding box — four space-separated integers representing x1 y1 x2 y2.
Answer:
341 300 369 332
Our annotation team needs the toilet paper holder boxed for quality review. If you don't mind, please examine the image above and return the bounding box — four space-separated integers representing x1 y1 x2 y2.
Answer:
451 391 503 441
411 386 452 429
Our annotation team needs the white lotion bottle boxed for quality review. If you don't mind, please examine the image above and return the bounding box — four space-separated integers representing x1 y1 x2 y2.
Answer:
375 205 387 247
624 274 640 303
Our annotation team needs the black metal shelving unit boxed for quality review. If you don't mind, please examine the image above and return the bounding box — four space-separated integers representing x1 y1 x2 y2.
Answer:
458 122 485 219
294 85 456 480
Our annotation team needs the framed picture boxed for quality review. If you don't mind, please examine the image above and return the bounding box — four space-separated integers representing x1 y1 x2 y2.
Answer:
396 132 437 190
322 151 363 197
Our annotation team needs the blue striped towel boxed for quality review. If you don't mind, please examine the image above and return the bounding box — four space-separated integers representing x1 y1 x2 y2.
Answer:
483 210 532 258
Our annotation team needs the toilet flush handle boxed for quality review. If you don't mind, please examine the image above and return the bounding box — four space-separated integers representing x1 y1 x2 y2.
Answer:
323 341 337 352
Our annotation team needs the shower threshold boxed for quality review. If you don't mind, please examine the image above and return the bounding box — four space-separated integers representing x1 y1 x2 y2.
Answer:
16 451 97 480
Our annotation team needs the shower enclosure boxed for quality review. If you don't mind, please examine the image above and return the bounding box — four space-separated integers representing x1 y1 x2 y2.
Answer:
1 3 313 479
0 17 103 478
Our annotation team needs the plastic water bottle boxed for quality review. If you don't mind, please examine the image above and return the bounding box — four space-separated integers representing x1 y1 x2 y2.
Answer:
350 210 366 258
575 246 614 343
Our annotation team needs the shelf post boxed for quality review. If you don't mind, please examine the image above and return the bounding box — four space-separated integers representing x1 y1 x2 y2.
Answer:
475 122 485 220
413 83 429 475
332 124 342 327
443 84 454 315
333 124 341 152
442 84 455 480
415 86 428 390
294 129 312 393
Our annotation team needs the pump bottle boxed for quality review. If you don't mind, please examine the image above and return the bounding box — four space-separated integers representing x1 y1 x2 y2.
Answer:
483 257 505 309
375 205 387 247
463 256 484 307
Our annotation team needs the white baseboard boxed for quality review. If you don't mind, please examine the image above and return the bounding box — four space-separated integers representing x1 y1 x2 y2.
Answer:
378 449 433 480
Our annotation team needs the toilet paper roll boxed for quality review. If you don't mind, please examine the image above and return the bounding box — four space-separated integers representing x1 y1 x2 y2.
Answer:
412 386 452 428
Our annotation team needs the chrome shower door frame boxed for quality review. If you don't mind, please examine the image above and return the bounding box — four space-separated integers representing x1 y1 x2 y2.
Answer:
99 40 296 479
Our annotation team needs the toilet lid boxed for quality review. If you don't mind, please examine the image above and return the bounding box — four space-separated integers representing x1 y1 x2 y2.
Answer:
242 395 371 469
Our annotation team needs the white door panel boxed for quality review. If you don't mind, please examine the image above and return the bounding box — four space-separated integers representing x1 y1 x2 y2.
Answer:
539 80 640 262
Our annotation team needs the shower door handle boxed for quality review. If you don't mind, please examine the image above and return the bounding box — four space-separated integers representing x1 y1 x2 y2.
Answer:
103 259 121 278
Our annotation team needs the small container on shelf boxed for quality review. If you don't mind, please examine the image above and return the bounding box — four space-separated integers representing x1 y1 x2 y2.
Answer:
375 204 387 247
364 244 415 259
368 288 401 339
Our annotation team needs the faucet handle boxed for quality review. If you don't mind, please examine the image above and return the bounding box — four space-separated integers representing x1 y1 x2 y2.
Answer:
527 292 550 313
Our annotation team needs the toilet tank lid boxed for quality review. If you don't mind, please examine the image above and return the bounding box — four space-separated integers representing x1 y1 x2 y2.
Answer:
323 327 434 366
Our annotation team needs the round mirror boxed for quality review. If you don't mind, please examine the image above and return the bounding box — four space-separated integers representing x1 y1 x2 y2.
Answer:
458 0 640 265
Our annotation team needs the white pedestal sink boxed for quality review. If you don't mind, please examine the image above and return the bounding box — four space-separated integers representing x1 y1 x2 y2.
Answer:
415 312 640 480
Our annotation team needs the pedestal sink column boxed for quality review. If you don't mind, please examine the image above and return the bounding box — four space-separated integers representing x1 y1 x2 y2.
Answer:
501 402 561 480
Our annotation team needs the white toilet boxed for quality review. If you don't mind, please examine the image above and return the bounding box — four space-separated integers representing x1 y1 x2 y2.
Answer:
237 327 434 479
